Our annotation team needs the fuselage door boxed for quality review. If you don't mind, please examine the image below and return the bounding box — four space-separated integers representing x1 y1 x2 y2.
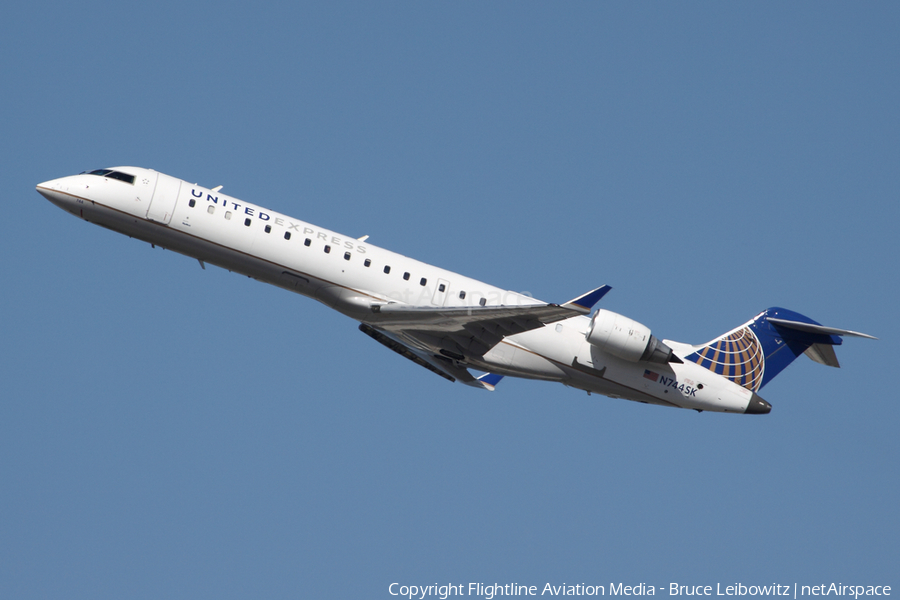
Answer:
432 278 451 306
146 172 182 225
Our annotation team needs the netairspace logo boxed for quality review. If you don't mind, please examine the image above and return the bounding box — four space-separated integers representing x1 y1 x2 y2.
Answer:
387 583 892 600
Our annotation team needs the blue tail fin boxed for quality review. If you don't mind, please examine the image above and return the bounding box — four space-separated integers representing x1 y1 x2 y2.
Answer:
682 308 874 391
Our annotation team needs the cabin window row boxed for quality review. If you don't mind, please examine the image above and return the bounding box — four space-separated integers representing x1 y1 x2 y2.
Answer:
187 200 486 304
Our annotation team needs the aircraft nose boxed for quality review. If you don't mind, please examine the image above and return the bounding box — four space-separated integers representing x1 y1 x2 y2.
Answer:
36 177 65 197
36 177 77 211
745 393 772 414
37 179 55 191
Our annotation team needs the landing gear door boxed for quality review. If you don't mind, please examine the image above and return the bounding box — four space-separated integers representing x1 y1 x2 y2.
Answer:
146 172 182 225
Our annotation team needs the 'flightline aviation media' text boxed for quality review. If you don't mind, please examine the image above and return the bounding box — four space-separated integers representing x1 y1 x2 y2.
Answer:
388 583 891 600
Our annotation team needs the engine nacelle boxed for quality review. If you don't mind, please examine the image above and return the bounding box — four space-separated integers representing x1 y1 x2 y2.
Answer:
585 309 676 364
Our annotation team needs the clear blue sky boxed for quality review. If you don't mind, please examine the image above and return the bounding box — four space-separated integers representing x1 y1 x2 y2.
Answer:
2 2 897 598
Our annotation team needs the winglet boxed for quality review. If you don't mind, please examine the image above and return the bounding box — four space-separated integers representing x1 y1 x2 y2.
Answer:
562 285 612 314
475 372 504 391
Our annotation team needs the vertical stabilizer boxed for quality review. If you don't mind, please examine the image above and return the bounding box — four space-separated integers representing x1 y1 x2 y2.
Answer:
682 308 873 391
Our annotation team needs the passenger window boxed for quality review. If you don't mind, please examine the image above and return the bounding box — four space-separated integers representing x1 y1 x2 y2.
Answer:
403 272 410 281
364 259 371 267
344 252 351 261
438 283 446 292
225 211 232 220
304 238 311 246
244 218 251 227
284 232 291 240
459 291 466 299
324 245 331 253
265 225 271 233
479 298 487 306
189 199 196 208
207 205 215 214
384 266 391 274
419 278 427 286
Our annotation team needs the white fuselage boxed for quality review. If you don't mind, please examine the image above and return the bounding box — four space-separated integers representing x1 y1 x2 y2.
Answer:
37 167 762 413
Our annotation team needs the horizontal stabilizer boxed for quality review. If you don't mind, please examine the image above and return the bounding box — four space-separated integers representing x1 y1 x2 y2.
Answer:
767 317 877 340
562 285 612 313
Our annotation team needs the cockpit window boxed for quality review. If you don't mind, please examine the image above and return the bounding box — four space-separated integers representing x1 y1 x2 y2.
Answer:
106 171 135 184
87 169 135 185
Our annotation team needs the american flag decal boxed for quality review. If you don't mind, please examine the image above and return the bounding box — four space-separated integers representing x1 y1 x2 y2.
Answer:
643 369 659 382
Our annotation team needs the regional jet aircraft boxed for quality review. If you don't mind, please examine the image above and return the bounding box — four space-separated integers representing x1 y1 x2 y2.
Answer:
36 167 875 414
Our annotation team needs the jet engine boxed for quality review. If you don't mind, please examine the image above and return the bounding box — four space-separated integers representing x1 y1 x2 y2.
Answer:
585 309 678 364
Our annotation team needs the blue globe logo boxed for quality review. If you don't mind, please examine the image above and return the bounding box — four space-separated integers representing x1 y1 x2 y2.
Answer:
687 327 765 391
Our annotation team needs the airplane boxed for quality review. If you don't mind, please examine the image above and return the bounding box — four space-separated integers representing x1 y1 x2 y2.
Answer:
36 167 876 414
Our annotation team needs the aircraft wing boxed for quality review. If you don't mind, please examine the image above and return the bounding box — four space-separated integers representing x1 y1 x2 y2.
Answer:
359 324 501 390
364 285 611 359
